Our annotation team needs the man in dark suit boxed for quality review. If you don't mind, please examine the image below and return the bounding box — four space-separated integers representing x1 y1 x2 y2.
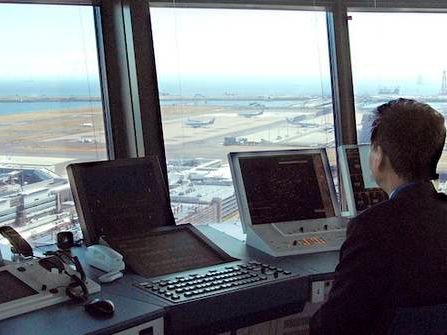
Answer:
310 98 447 334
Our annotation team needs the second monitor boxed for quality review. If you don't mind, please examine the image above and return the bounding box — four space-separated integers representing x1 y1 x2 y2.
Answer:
338 144 389 216
229 149 347 257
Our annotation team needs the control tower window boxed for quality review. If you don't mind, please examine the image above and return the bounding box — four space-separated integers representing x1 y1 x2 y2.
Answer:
149 6 336 227
348 12 447 192
0 4 107 244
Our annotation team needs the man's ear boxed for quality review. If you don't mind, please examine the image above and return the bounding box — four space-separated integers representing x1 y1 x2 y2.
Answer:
375 145 386 171
370 144 384 173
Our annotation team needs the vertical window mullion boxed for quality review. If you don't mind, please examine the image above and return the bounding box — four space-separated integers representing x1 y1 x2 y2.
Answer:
327 2 357 146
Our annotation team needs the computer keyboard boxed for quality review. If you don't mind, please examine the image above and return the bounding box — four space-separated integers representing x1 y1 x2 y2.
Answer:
135 260 294 303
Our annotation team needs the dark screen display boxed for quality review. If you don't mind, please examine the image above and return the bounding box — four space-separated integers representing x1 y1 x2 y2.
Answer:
72 158 174 240
239 153 335 225
0 271 38 304
107 227 231 277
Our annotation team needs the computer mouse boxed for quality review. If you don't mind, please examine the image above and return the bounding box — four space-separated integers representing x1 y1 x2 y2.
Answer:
84 298 115 318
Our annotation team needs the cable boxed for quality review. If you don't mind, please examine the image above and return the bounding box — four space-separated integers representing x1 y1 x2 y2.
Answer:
42 250 89 302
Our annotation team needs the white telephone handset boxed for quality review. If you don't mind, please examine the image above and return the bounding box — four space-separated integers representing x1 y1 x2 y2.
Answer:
85 244 125 273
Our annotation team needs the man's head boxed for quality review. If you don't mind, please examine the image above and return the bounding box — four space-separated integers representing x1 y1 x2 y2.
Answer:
369 98 446 190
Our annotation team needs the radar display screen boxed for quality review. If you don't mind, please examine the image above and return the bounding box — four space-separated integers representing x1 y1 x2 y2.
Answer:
0 271 38 304
239 152 336 225
106 225 234 278
68 157 175 245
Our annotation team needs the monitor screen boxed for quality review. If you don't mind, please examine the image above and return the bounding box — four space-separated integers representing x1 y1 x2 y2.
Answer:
67 157 175 245
341 145 388 213
237 150 336 225
0 271 38 304
107 225 234 278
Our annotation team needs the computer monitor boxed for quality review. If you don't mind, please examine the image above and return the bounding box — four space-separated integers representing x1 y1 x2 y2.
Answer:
338 144 388 216
68 157 238 278
229 149 346 257
67 156 176 245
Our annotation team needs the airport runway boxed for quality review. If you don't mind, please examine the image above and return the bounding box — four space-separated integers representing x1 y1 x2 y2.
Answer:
163 108 335 161
2 103 446 179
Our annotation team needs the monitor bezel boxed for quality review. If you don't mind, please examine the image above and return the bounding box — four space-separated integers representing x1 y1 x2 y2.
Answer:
67 156 175 245
228 148 340 231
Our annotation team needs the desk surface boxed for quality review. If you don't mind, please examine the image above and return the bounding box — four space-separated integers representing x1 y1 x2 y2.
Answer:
0 224 340 335
0 291 163 335
201 225 339 277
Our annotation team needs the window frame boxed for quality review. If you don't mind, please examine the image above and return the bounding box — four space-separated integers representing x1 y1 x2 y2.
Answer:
146 2 353 211
6 0 447 219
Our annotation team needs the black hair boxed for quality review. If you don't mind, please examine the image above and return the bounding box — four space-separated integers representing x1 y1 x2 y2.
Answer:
370 98 446 181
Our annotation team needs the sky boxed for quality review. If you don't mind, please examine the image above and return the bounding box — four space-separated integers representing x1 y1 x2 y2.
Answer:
0 4 98 80
1 4 447 94
150 8 330 79
348 12 447 86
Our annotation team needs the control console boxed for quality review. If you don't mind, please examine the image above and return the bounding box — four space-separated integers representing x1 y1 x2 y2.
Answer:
135 260 294 303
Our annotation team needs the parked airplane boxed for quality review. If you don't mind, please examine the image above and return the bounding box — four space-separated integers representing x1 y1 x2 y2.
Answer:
185 117 216 128
239 102 265 117
286 115 307 125
239 110 264 118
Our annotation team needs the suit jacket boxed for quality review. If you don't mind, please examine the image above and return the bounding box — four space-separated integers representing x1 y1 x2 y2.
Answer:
310 181 447 335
